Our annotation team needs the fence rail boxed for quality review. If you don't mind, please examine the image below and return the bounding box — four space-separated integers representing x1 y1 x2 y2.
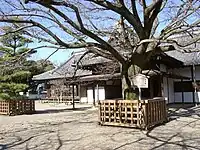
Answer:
98 98 167 129
42 96 80 104
0 100 35 115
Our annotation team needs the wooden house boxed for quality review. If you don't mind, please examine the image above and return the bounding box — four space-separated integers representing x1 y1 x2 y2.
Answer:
33 48 200 104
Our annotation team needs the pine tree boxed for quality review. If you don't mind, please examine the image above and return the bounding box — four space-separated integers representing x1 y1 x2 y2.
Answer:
0 25 34 100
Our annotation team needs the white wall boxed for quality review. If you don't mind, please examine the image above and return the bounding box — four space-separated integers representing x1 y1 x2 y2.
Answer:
170 67 193 103
87 87 94 103
80 86 87 103
87 86 105 104
184 92 193 103
170 66 200 103
95 87 105 101
168 78 175 103
174 93 182 103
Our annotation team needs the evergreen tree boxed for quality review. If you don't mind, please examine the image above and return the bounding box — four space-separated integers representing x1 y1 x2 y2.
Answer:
0 25 34 100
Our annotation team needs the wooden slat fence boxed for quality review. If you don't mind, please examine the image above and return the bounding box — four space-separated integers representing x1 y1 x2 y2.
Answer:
98 98 167 129
0 100 35 115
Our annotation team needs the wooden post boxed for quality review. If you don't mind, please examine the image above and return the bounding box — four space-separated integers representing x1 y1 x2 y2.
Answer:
139 87 141 100
96 83 99 102
98 101 101 124
114 101 116 123
192 65 196 105
93 84 96 106
125 101 127 123
78 84 81 102
142 101 147 129
72 84 75 109
136 100 140 127
104 101 106 122
167 77 170 104
131 102 133 124
109 102 111 122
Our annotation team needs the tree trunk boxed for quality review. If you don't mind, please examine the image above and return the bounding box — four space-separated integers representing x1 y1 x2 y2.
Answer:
122 64 142 100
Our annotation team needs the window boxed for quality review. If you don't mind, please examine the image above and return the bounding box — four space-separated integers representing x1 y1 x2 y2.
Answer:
174 81 194 92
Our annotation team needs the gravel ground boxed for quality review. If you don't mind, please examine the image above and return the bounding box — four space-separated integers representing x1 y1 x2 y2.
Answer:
1 102 200 150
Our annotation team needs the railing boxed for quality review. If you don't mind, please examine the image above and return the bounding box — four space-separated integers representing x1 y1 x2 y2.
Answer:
98 98 167 129
0 100 35 115
42 96 80 104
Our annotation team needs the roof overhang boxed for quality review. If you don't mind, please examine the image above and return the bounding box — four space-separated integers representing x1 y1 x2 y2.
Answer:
77 73 121 82
142 70 190 79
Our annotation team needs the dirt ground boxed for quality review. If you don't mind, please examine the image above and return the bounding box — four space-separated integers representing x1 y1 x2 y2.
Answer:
1 102 200 150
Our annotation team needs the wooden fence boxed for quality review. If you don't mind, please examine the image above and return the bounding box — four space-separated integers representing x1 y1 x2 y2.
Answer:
0 100 35 115
98 98 167 129
42 96 80 104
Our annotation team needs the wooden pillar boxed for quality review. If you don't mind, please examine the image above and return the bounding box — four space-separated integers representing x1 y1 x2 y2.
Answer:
191 65 196 104
72 84 75 109
78 84 81 102
167 77 170 104
96 83 99 102
93 83 95 106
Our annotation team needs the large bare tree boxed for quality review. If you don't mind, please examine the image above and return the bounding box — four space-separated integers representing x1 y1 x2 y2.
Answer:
0 0 199 98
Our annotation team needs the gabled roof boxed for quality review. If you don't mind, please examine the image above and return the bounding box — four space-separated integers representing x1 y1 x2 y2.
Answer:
32 52 92 81
163 31 200 66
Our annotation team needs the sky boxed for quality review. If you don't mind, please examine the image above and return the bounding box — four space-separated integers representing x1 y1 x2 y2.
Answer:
30 48 74 65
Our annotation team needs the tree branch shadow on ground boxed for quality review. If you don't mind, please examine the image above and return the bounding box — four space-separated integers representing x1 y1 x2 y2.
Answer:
107 104 200 150
145 127 200 150
35 106 93 115
0 114 92 150
168 104 200 120
145 104 200 150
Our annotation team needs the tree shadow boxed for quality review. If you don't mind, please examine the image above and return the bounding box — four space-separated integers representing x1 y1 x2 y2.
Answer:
168 104 200 120
113 138 144 150
144 105 200 150
0 115 91 150
145 125 200 150
35 106 93 115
